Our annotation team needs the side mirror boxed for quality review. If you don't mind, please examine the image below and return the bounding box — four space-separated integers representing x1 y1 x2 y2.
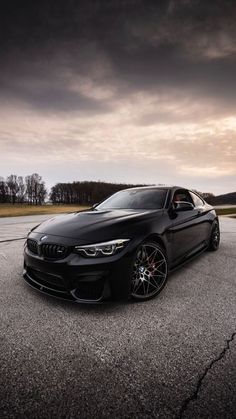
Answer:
92 203 98 209
173 201 194 212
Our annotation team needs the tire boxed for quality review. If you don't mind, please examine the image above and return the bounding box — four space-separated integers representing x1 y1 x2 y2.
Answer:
130 241 168 301
208 220 220 251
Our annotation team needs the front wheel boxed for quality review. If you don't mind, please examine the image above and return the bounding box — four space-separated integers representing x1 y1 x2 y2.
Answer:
208 220 220 251
130 242 168 301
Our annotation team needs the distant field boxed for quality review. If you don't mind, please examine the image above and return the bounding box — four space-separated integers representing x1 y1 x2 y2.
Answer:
0 204 89 217
215 208 236 216
0 204 235 218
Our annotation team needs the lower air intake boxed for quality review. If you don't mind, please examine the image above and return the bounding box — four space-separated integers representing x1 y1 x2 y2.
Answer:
73 279 105 301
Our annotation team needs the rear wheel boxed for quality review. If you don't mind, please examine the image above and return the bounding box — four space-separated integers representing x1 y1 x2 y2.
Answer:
131 242 168 301
208 220 220 251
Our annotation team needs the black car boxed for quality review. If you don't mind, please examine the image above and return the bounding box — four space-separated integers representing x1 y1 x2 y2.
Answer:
23 186 220 303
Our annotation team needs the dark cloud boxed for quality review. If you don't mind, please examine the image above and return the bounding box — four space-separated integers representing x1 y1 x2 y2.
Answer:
1 0 236 112
0 76 112 114
0 0 236 193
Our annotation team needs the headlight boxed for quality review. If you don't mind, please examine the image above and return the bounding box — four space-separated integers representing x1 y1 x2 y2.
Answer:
74 239 130 257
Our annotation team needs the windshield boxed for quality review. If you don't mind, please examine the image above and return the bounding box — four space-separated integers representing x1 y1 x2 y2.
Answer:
96 189 167 210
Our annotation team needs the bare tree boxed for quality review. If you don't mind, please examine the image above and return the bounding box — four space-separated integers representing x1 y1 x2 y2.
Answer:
6 174 19 204
38 181 47 205
17 176 25 203
25 173 47 205
0 177 8 203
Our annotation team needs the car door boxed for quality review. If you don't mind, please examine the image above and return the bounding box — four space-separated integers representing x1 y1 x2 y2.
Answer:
189 190 212 242
169 189 203 263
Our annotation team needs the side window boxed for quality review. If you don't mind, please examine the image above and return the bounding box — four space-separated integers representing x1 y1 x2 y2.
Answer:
173 189 193 205
190 192 204 207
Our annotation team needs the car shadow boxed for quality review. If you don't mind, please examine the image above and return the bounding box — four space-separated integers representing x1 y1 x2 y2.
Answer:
24 281 129 314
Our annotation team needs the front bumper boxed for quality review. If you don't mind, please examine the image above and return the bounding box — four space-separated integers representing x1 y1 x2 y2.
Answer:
23 236 136 303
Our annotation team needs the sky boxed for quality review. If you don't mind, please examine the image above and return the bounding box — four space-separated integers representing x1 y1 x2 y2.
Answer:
0 0 236 195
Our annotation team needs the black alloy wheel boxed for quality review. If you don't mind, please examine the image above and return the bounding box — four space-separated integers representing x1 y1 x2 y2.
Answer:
208 221 220 251
131 242 168 301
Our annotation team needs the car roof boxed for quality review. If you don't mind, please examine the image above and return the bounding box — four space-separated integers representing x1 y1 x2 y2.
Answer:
124 185 183 192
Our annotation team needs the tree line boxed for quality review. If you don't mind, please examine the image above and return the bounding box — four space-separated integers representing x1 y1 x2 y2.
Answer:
0 174 145 205
50 181 146 205
0 173 47 205
0 173 217 206
50 182 216 205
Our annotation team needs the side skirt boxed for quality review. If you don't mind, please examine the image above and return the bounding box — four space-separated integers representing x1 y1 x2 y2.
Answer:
169 241 208 273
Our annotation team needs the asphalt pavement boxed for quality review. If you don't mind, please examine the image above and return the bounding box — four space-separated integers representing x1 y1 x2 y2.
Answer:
0 214 61 241
0 215 236 418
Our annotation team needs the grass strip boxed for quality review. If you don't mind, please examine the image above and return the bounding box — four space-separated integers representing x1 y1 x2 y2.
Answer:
0 204 89 217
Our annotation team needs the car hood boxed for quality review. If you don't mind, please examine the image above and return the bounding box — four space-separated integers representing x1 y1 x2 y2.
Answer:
33 209 163 243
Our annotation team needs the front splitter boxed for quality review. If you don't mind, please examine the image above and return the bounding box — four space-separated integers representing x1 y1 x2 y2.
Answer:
23 269 108 304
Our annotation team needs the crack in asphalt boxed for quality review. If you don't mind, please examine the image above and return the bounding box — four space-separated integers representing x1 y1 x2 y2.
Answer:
0 237 26 243
0 252 7 260
178 331 236 418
